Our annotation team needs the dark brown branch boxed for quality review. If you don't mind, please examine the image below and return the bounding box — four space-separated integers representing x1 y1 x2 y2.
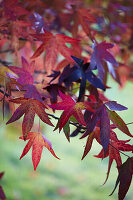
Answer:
47 113 86 130
0 59 12 66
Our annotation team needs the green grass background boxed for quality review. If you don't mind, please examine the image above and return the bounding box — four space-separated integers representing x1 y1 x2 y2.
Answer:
0 78 133 200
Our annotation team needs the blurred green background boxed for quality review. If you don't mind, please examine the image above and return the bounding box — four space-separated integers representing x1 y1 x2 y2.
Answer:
0 78 133 200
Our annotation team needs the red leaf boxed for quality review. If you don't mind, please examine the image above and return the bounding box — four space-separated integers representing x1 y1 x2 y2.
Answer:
49 91 93 131
95 138 133 184
20 132 60 170
110 157 133 200
31 30 79 74
0 172 6 200
81 132 95 160
81 127 101 160
6 98 54 139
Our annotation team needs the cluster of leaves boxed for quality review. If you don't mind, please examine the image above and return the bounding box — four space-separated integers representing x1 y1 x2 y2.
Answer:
0 0 133 199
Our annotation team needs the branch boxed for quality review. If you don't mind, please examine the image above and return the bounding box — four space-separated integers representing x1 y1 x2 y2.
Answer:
47 113 86 130
0 59 12 66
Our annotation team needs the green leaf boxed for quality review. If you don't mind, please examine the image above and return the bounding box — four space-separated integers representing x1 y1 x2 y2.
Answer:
63 121 70 142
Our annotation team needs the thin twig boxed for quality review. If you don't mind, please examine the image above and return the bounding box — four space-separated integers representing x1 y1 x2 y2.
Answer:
109 143 130 158
47 113 86 130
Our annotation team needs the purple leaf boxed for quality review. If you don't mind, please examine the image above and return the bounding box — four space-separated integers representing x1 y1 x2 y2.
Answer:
22 84 43 103
29 12 49 33
90 40 118 80
105 101 128 111
100 105 110 155
71 55 84 66
80 109 101 139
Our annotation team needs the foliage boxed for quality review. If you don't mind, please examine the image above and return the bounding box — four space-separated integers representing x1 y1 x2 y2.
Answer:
0 0 133 199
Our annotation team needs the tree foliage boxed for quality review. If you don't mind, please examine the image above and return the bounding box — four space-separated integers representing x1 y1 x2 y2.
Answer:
0 0 133 199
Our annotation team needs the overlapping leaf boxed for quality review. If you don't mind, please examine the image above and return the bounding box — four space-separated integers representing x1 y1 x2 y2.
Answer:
8 57 35 85
81 105 110 155
49 91 94 131
61 7 96 38
106 108 133 137
95 138 133 184
110 157 133 200
20 132 60 170
49 56 105 101
6 97 54 139
90 41 118 80
31 30 79 74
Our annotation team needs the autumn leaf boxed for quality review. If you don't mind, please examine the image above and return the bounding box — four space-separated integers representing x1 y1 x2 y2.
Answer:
49 91 93 131
81 132 95 160
3 0 29 20
81 105 110 155
110 157 133 200
106 108 133 137
0 172 6 200
61 6 96 38
6 98 54 139
53 56 105 101
31 30 79 74
22 84 43 103
71 56 105 101
8 56 35 85
105 101 128 111
81 127 101 160
20 132 60 170
54 112 70 142
95 138 133 184
90 41 118 80
100 105 110 155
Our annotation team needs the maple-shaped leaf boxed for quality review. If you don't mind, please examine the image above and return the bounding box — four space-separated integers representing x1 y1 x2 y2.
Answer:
8 56 35 85
95 138 133 184
90 41 118 80
0 172 6 200
110 157 133 200
49 91 93 131
106 108 133 137
48 71 60 84
6 98 54 139
29 12 49 33
44 84 65 105
61 7 96 38
58 56 105 101
20 132 59 170
31 30 79 74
